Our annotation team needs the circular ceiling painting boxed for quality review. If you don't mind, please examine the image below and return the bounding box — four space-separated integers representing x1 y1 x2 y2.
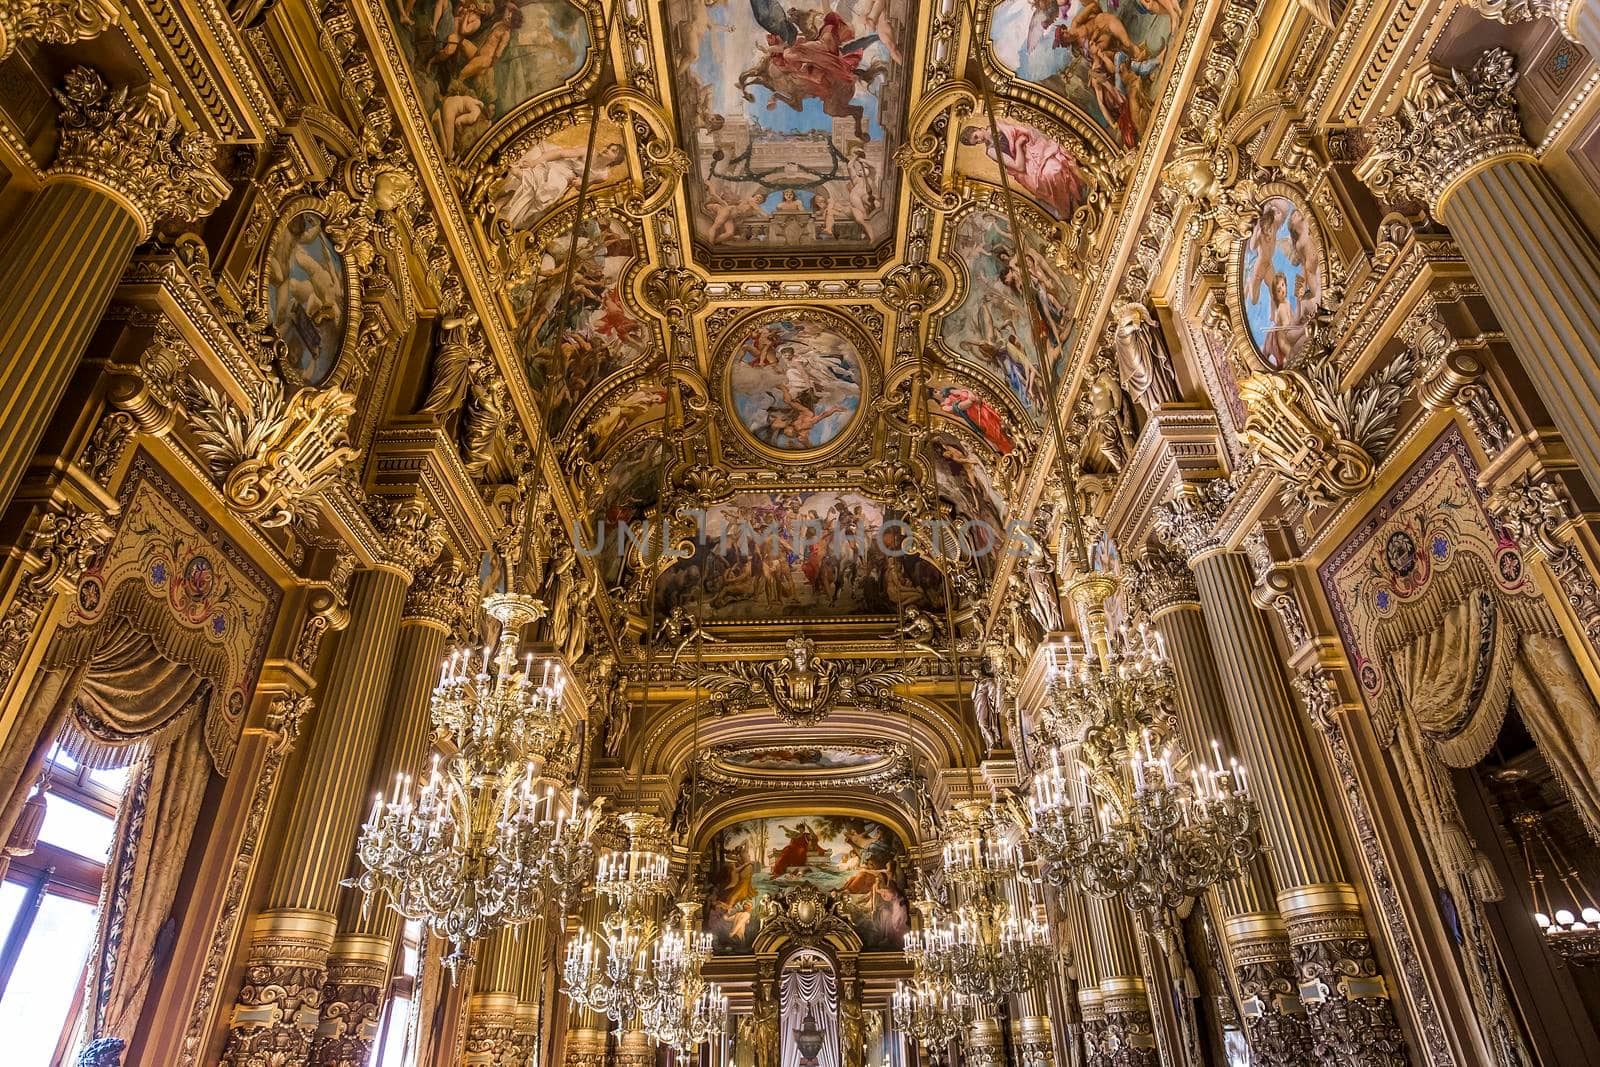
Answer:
725 311 866 457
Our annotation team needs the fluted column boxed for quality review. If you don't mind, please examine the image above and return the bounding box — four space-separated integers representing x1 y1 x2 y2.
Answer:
1010 986 1054 1067
513 921 548 1065
221 507 442 1067
1135 547 1311 1067
1156 483 1410 1067
0 66 226 517
1087 897 1157 1067
561 897 609 1067
313 561 462 1065
1360 47 1600 499
463 928 524 1065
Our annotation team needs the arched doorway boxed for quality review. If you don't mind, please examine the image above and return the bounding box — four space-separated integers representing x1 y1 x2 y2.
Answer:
780 948 840 1067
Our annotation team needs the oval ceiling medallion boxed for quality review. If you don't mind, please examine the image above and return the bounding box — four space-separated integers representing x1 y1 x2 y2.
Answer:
719 306 872 461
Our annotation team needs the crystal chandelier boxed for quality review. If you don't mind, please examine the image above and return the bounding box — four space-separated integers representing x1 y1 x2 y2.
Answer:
1024 574 1261 935
892 978 971 1056
562 812 690 1031
1514 809 1600 965
908 800 1053 998
349 592 599 971
637 903 729 1054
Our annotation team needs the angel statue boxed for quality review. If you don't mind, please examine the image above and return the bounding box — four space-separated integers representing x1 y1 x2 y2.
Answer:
892 607 944 659
655 605 724 665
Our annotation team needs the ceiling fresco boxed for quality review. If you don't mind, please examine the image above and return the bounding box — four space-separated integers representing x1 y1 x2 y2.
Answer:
665 0 914 265
985 0 1178 148
389 0 593 158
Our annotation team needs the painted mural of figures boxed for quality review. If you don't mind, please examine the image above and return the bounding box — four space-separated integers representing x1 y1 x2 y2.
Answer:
392 0 588 159
989 0 1173 146
267 212 347 386
496 136 626 232
958 119 1087 220
666 0 910 250
770 822 824 877
731 319 864 452
1241 195 1323 368
932 385 1015 454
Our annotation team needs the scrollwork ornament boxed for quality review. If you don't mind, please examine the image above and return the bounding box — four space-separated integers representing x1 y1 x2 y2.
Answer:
1100 1004 1158 1067
1286 925 1409 1067
308 955 387 1066
1128 544 1200 615
1151 479 1235 563
0 0 118 63
49 67 230 237
375 498 447 577
1357 49 1530 214
0 502 113 692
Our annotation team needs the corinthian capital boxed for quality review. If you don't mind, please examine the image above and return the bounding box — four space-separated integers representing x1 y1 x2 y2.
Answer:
0 0 118 60
1357 48 1532 213
1151 479 1235 563
49 67 230 237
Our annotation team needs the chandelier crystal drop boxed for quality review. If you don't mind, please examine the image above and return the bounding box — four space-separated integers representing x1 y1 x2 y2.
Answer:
348 593 599 972
909 800 1054 999
1024 574 1262 934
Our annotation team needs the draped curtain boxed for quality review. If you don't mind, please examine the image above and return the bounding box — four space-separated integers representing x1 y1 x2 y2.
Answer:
0 615 217 1061
781 958 841 1067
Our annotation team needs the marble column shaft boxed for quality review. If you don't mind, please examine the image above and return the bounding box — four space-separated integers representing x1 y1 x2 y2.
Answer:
1150 593 1312 1066
0 179 140 516
1191 550 1409 1066
220 567 410 1067
314 612 452 1065
1439 160 1600 499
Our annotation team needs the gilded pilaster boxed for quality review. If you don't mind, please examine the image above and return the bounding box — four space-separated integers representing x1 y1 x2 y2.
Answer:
1134 546 1312 1066
0 67 227 517
1360 48 1600 502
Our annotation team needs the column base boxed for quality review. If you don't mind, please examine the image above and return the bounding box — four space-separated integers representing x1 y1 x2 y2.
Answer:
218 910 337 1067
512 1002 539 1063
616 1028 655 1067
1100 978 1158 1067
562 1027 609 1067
1079 989 1107 1067
463 992 521 1066
1012 1014 1055 1067
1225 912 1316 1067
966 1017 1005 1067
309 933 390 1066
1280 885 1410 1067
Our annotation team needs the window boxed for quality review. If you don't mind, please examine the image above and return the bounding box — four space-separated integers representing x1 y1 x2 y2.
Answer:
368 919 423 1067
0 746 130 1067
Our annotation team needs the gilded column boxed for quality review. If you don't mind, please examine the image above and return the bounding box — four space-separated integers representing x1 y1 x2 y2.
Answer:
1157 489 1409 1067
463 928 523 1065
313 559 464 1065
1134 546 1312 1067
512 921 548 1065
966 1013 1006 1067
1087 897 1157 1067
0 66 226 517
220 504 443 1066
561 899 609 1067
1359 47 1600 499
1010 986 1055 1067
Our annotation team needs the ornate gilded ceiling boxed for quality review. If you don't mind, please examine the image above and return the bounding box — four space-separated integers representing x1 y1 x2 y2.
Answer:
364 0 1185 665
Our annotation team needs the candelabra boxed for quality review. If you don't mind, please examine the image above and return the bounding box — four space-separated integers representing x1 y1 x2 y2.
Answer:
349 593 599 971
563 812 703 1032
910 801 1054 999
1024 574 1261 936
1515 809 1600 966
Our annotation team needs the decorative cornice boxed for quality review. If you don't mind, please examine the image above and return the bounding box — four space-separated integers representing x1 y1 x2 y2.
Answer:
1357 49 1532 214
49 67 231 238
0 0 117 60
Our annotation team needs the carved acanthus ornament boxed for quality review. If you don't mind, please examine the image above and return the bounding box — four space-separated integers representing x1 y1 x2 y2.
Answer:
1099 999 1158 1067
1128 544 1200 615
404 557 471 629
0 0 118 62
1356 49 1530 214
1285 909 1409 1067
1237 350 1416 510
49 67 230 237
186 374 361 529
756 883 853 944
217 917 334 1067
107 319 194 440
1458 0 1578 41
1151 479 1235 563
693 637 918 727
0 502 113 691
309 951 388 1067
294 555 356 671
374 498 448 578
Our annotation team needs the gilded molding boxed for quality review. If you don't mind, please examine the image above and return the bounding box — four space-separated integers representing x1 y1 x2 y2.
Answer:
0 0 117 60
1487 471 1600 647
49 68 231 238
0 502 114 694
1357 49 1532 215
218 910 338 1067
309 937 390 1067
